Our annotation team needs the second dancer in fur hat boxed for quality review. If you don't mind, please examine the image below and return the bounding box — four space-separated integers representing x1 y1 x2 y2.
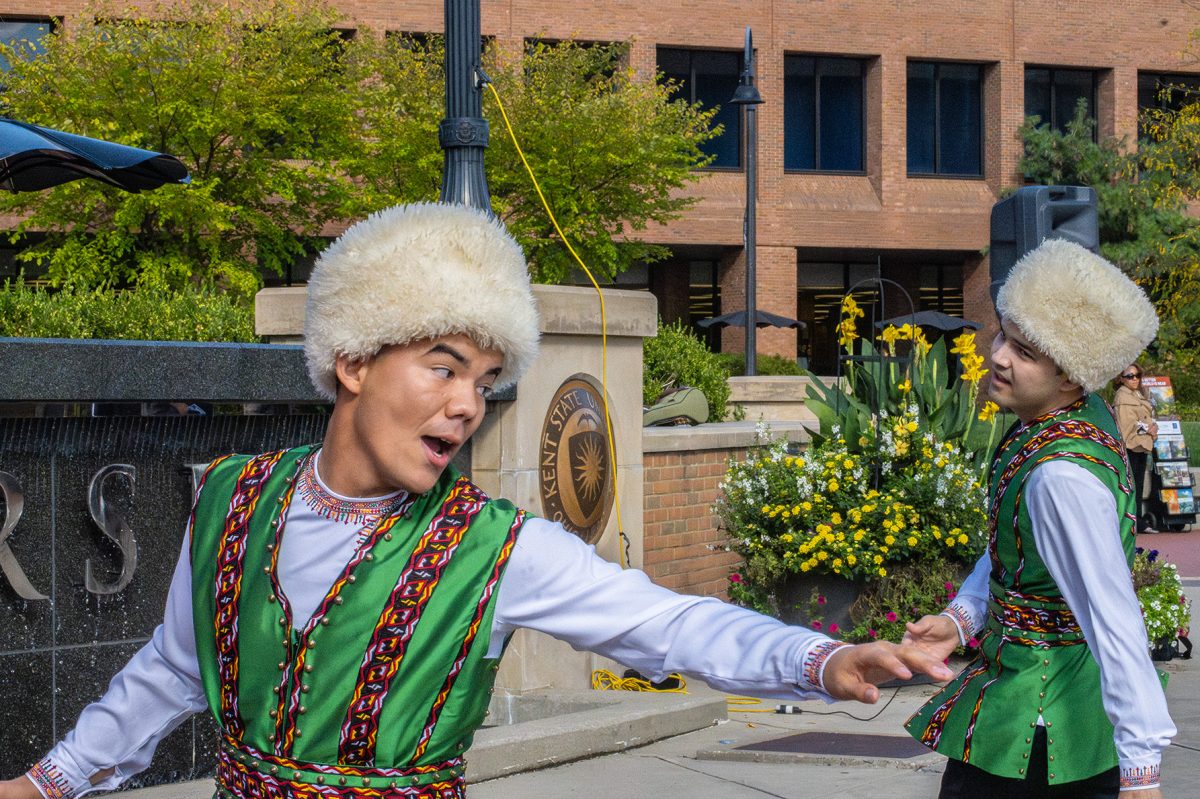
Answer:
903 239 1175 799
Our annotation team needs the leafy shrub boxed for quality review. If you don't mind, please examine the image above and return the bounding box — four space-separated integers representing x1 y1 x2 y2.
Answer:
715 352 803 377
0 281 258 342
643 319 730 421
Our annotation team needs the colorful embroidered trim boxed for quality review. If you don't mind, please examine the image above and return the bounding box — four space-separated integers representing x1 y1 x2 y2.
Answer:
989 595 1080 637
217 736 464 798
214 450 286 741
28 759 73 799
913 655 992 751
274 490 419 757
940 605 976 645
1120 763 1161 789
297 454 407 526
802 639 852 691
409 509 526 764
337 477 487 766
186 453 235 564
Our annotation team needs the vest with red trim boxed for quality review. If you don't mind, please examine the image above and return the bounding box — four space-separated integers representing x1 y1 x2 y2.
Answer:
190 446 525 798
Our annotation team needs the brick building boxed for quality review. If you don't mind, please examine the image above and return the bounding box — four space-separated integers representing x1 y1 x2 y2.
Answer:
2 1 1199 371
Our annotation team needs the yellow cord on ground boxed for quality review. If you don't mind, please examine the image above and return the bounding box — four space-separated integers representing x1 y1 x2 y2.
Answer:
485 80 629 567
725 696 776 713
591 668 688 693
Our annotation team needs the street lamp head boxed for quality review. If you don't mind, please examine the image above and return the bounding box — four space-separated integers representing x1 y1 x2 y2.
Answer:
730 80 763 106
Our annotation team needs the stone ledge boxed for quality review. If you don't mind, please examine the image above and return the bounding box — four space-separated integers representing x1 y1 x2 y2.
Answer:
0 338 322 403
643 420 812 454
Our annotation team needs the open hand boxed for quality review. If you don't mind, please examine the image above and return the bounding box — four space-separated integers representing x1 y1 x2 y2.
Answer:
822 641 954 703
903 614 961 662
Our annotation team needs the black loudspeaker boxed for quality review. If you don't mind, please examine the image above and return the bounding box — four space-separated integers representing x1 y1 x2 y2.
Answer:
989 185 1099 305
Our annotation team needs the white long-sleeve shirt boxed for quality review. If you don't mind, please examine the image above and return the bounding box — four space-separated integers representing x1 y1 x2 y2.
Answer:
30 486 840 799
942 460 1176 791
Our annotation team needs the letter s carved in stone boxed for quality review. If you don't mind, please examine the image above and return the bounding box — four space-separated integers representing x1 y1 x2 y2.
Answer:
85 464 138 596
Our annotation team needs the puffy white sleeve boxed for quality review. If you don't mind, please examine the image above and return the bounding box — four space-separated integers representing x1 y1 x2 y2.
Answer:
489 517 849 700
1026 460 1176 792
26 534 207 799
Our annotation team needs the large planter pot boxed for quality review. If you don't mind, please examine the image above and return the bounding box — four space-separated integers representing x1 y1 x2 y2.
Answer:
776 573 863 634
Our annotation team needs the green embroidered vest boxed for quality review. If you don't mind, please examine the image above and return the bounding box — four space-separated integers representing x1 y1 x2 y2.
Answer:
190 446 526 797
907 394 1135 784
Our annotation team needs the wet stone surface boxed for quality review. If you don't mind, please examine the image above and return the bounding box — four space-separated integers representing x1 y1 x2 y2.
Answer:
0 414 328 786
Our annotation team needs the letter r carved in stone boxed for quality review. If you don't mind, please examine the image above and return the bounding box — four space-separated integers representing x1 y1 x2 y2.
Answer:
0 470 48 601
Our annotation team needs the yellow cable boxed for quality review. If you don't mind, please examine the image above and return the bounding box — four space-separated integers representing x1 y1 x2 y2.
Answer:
485 80 628 567
725 696 776 713
591 668 688 693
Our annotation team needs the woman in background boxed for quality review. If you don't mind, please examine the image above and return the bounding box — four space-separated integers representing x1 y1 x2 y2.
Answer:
1114 364 1158 533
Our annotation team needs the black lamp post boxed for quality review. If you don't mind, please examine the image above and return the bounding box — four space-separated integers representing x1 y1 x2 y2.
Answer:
729 27 763 375
440 0 490 211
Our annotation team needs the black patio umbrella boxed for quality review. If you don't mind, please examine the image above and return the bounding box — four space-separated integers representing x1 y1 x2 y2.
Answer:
874 310 981 332
0 117 189 193
696 309 807 330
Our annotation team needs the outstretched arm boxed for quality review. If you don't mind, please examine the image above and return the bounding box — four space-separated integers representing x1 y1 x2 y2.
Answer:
903 552 990 661
492 518 951 702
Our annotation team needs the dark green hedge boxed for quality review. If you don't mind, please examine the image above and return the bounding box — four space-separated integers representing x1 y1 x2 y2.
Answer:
0 281 258 342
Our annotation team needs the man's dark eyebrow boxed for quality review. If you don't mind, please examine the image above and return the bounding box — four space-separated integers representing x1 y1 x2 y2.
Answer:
427 342 503 377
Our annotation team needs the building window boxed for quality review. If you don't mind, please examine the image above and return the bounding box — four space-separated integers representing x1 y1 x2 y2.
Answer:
1138 71 1200 138
907 61 982 177
0 18 53 72
1024 66 1096 134
658 47 742 169
784 56 865 172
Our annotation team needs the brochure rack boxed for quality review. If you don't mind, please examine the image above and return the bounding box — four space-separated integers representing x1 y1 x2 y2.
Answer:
1142 375 1196 531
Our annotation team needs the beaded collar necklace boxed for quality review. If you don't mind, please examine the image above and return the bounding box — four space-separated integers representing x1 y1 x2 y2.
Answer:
295 451 408 526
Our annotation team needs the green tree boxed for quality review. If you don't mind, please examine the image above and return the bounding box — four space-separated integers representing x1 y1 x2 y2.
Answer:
0 0 363 299
347 36 720 284
0 7 718 301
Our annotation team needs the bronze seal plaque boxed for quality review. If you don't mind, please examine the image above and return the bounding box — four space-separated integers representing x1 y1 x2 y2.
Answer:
539 376 615 543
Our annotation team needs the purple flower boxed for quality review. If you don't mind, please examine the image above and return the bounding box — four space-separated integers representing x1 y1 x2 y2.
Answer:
817 594 827 605
885 611 898 622
968 637 981 648
729 573 743 583
1136 546 1144 555
867 629 878 639
1148 549 1159 562
828 623 840 634
811 620 823 630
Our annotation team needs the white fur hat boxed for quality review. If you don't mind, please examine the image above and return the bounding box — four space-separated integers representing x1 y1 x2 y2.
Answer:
996 238 1158 393
304 202 540 400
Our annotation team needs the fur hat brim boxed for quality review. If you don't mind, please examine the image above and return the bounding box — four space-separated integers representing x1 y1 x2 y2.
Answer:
996 238 1158 393
304 203 540 401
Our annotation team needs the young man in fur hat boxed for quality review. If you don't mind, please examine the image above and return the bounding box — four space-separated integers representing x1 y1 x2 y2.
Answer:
0 202 952 799
903 239 1176 798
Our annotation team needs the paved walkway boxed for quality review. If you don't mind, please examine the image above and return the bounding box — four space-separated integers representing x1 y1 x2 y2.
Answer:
1138 527 1200 578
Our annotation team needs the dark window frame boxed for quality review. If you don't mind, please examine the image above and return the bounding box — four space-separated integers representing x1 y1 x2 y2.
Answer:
0 15 57 72
783 54 867 174
1023 65 1098 138
906 60 985 178
657 46 745 171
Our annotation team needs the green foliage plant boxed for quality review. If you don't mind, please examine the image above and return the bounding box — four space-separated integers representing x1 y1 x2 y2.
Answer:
1131 548 1192 647
642 320 730 421
0 280 256 342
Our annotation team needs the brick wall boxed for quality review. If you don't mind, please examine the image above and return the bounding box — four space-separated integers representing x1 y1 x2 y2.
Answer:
642 446 746 599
